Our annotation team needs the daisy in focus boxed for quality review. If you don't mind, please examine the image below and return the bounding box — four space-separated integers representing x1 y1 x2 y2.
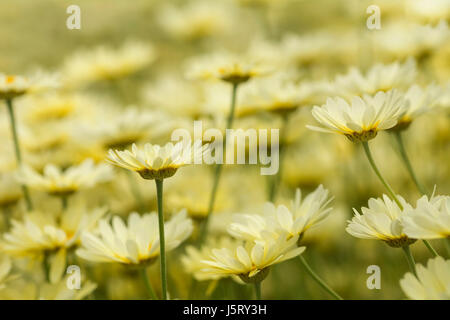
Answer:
106 141 209 180
400 256 450 300
307 89 407 142
200 235 305 283
76 210 193 266
346 194 416 247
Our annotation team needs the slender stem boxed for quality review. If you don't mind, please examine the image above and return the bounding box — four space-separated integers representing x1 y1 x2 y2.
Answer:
298 255 343 300
402 245 417 277
393 132 440 256
125 170 145 212
43 251 50 282
155 179 167 300
268 114 288 202
198 83 239 244
393 131 427 195
61 196 68 211
140 267 158 300
362 141 402 209
254 282 262 300
422 240 439 257
5 99 33 211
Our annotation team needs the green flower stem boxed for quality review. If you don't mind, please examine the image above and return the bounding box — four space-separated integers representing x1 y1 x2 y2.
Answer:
298 255 343 300
423 240 439 257
362 141 402 208
393 131 428 195
6 99 33 211
254 282 262 300
140 267 158 300
43 251 51 282
268 114 289 202
155 179 167 300
393 132 440 256
198 83 239 244
402 245 417 277
61 196 68 211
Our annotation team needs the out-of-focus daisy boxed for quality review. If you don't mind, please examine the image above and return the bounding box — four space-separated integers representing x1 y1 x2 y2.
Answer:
392 84 442 131
0 173 22 209
87 107 165 150
142 75 206 119
400 256 450 300
407 0 450 23
334 59 417 97
2 207 107 255
107 141 209 180
376 21 449 61
346 194 416 247
307 89 407 142
20 92 92 125
63 41 156 87
77 210 193 266
158 0 233 40
2 206 107 283
403 194 450 240
238 73 324 117
0 256 14 290
182 237 238 281
186 51 272 85
0 74 29 100
229 185 333 242
16 159 113 197
38 277 97 300
200 235 305 283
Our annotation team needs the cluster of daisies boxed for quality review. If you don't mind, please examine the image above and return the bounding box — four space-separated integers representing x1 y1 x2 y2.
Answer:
0 0 449 300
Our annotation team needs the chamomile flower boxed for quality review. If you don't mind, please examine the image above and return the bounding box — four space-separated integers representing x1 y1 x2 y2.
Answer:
403 194 450 239
88 107 165 150
0 256 14 290
346 194 416 247
63 41 156 87
76 210 193 265
400 256 450 300
392 84 442 130
334 59 417 97
0 71 60 100
38 277 97 300
200 235 305 283
16 159 113 197
181 237 238 281
106 141 209 180
229 185 333 242
1 207 108 256
186 51 272 85
307 89 407 142
264 185 334 240
158 0 233 40
0 74 29 100
0 173 22 209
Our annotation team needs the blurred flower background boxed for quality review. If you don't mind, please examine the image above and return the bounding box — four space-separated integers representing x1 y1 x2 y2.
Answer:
0 0 449 300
